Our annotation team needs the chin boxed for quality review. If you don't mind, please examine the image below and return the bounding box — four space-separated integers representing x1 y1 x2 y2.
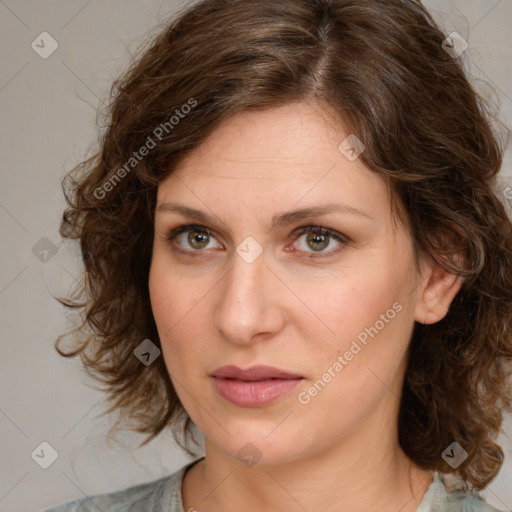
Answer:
213 432 303 469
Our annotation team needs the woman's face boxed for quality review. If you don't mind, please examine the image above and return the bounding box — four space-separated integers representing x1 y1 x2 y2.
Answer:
149 101 431 466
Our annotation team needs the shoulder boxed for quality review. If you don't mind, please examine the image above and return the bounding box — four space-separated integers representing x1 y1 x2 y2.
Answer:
41 459 201 512
442 492 509 512
41 474 177 512
422 473 511 512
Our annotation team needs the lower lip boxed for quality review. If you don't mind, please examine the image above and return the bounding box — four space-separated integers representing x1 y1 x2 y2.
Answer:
212 377 304 406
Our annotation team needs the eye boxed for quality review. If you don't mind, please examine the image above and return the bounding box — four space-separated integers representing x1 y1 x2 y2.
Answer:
290 225 348 258
166 224 222 254
165 223 349 259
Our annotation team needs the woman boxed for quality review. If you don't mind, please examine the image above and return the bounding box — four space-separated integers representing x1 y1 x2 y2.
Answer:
44 0 512 510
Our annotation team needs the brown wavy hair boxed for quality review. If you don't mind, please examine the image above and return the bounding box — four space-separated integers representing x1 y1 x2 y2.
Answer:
56 0 512 491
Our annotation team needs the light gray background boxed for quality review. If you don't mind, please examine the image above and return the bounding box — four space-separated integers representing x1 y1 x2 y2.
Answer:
0 1 511 511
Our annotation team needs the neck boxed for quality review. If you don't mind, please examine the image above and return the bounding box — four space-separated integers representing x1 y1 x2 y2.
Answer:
183 433 433 512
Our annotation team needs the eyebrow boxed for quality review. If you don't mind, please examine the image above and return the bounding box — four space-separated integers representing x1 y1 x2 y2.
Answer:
156 201 373 231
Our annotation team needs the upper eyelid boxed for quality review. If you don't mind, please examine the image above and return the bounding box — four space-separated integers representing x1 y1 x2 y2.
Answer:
169 223 340 237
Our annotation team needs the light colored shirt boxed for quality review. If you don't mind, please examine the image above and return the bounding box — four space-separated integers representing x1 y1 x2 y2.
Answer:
43 457 508 512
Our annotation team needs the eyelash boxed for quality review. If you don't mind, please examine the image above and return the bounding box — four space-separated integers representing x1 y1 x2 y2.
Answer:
165 224 349 259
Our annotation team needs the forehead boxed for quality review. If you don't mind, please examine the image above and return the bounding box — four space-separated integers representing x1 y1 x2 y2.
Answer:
157 102 386 211
182 103 345 169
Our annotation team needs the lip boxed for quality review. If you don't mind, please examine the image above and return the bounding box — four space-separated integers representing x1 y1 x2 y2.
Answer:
211 365 303 381
210 365 304 407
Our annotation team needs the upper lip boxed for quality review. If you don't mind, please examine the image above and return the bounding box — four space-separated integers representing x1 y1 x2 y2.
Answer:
211 365 303 381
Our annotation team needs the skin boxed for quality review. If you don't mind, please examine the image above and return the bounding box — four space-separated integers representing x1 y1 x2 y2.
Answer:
148 100 463 512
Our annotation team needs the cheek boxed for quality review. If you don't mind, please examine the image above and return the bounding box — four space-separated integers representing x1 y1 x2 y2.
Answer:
149 254 201 334
148 259 211 371
149 263 175 334
309 269 396 334
309 265 412 375
296 278 411 426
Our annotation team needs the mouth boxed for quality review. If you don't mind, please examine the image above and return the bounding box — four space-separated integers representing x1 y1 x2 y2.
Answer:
210 365 305 407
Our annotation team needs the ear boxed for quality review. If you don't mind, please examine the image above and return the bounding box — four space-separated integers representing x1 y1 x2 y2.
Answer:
414 258 464 325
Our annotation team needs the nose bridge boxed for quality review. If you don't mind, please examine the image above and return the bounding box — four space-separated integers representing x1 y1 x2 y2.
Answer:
229 253 261 299
214 248 282 343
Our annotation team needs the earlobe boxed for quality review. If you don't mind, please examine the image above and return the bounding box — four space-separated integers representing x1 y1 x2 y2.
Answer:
414 262 464 325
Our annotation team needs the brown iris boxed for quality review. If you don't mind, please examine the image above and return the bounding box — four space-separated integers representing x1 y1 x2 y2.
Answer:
187 230 209 250
306 232 330 251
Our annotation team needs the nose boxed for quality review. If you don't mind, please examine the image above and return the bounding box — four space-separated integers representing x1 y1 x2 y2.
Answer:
214 248 286 345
